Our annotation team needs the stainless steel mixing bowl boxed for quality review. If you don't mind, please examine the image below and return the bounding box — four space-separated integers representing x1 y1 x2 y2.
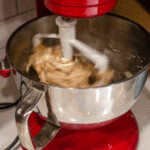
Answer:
6 14 150 150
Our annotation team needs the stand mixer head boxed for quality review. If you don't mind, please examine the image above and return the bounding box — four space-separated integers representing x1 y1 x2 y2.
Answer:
44 0 117 18
6 0 150 150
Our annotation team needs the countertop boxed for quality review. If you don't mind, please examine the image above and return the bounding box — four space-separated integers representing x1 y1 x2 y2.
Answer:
0 75 150 150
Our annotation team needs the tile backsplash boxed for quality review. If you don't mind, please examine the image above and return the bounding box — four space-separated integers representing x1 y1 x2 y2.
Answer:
0 0 36 51
16 0 36 13
0 0 17 21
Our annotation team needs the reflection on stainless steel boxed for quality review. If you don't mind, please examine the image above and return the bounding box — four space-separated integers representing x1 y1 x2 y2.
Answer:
15 87 45 150
16 86 60 150
6 14 150 149
0 59 11 70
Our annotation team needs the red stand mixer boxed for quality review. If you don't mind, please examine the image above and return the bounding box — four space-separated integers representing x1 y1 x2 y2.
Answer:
25 0 137 149
5 0 150 150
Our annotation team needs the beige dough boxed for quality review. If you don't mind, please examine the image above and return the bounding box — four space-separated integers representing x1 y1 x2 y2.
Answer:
26 44 114 88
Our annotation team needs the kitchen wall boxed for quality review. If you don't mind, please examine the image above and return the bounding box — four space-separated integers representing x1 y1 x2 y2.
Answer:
0 0 36 57
0 0 36 102
112 0 150 32
1 0 149 58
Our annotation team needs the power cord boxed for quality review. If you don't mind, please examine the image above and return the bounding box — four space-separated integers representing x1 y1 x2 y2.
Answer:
0 97 21 110
0 80 27 110
4 136 19 150
0 77 28 150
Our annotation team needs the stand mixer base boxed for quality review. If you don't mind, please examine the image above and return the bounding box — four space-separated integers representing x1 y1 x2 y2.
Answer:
22 111 138 150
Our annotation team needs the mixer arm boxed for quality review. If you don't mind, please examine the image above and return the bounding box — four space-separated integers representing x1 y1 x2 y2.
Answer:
33 33 59 47
15 86 60 150
70 39 109 73
32 16 109 73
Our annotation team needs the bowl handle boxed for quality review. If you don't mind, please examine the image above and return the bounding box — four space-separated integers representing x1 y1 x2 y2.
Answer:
15 87 60 150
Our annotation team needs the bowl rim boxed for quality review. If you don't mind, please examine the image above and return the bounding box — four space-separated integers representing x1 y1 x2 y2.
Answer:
6 13 150 90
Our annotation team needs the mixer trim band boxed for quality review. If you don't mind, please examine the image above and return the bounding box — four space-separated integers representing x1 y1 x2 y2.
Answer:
47 0 116 7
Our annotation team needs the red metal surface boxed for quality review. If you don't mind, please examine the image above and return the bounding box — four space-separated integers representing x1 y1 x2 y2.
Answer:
44 0 116 18
22 111 138 150
49 0 116 6
0 70 11 78
0 57 16 78
0 57 11 78
36 0 51 17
